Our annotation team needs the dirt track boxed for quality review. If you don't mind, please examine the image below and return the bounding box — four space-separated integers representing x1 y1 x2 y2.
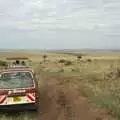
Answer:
38 76 115 120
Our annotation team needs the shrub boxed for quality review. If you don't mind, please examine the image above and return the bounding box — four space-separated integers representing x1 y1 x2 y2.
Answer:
0 60 8 67
116 68 120 77
87 59 92 62
104 66 120 80
43 55 48 62
59 68 64 72
77 55 82 61
59 59 66 63
71 68 80 72
64 60 72 66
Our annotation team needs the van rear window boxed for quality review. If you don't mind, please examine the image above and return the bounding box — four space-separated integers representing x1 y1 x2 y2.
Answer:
0 71 34 89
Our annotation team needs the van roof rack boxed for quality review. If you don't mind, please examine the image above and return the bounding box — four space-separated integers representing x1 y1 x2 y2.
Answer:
6 57 29 60
5 57 32 69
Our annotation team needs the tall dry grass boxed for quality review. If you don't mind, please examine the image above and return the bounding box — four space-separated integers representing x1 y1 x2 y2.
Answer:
0 51 120 119
38 58 120 119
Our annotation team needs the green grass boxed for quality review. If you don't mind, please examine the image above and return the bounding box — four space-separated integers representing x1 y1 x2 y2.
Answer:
0 112 37 120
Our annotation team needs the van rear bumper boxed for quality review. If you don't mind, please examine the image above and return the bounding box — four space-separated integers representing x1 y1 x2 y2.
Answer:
0 103 38 111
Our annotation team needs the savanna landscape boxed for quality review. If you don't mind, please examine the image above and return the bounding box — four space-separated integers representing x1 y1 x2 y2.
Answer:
0 51 120 120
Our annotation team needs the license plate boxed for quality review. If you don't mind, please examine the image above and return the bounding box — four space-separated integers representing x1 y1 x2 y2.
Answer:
13 97 21 102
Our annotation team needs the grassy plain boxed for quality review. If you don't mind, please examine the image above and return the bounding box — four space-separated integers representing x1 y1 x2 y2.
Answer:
0 51 120 120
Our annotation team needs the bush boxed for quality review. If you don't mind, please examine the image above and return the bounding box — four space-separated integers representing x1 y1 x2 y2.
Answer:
87 59 92 62
42 55 48 62
59 59 66 63
59 68 64 72
0 60 8 67
71 68 80 72
64 60 72 66
77 55 82 61
59 59 72 66
104 66 120 80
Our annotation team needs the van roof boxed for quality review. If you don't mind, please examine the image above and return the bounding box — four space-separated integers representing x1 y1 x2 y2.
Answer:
6 57 29 60
0 67 34 74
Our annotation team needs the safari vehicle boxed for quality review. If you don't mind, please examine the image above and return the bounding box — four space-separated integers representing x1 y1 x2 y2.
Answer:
0 57 39 111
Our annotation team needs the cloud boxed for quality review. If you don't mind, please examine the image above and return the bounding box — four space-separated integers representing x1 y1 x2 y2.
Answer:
0 0 120 49
0 0 108 30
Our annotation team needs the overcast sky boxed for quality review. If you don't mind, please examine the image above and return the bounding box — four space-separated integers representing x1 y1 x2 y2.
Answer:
0 0 120 49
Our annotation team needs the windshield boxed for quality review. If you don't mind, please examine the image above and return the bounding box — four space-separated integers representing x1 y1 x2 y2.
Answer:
0 71 34 89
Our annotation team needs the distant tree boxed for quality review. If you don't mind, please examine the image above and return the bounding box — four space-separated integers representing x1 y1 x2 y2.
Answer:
77 55 82 61
43 55 48 62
